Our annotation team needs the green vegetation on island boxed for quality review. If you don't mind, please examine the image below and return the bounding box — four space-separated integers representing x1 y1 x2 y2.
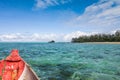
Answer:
72 30 120 43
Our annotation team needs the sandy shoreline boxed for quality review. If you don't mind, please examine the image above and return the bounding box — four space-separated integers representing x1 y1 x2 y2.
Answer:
84 42 120 44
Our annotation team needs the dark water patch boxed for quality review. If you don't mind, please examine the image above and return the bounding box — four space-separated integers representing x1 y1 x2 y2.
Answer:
92 55 104 59
44 50 58 54
104 49 110 54
77 50 85 53
114 52 120 56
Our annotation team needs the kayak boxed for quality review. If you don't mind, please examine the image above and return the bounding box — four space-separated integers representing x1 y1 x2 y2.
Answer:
0 49 40 80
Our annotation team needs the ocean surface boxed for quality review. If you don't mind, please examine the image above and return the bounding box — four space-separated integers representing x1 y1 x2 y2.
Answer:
0 42 120 80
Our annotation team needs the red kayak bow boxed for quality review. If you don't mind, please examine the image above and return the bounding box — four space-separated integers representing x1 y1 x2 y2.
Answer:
0 49 25 80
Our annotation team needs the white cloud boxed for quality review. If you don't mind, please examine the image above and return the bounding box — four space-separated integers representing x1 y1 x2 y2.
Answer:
0 33 58 42
0 31 97 42
1 30 118 42
63 31 87 41
69 0 120 32
34 0 71 9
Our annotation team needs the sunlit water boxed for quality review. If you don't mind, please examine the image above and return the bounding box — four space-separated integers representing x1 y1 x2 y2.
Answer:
0 42 120 80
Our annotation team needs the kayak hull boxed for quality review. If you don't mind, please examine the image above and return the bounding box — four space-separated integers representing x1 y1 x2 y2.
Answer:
19 63 40 80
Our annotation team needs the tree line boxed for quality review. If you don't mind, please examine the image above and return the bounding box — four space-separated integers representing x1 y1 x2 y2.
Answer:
71 30 120 43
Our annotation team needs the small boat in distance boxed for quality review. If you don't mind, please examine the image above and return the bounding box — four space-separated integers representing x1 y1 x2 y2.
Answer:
0 49 39 80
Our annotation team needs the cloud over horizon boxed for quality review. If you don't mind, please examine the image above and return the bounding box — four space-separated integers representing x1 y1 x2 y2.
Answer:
68 0 120 32
0 31 98 42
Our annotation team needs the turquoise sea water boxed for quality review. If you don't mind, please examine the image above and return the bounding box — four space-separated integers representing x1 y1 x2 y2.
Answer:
0 42 120 80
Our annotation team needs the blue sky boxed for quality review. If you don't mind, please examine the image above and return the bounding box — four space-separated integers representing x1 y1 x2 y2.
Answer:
0 0 120 42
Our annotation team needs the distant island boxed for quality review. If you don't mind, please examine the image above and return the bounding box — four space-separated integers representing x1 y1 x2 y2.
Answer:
71 30 120 43
48 40 55 43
